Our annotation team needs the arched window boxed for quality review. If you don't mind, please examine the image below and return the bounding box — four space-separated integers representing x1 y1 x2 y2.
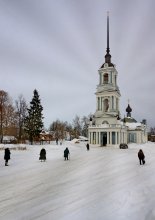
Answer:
104 73 108 84
102 121 109 124
104 99 109 112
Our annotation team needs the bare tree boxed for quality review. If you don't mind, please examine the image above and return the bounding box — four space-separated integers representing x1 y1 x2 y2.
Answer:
72 115 82 138
81 116 89 137
15 94 28 142
49 120 66 140
0 90 16 143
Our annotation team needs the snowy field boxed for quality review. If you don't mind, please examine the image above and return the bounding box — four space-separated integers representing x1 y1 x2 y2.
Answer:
0 141 155 220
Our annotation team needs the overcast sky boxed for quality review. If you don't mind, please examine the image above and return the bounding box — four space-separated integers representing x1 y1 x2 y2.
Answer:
0 0 155 129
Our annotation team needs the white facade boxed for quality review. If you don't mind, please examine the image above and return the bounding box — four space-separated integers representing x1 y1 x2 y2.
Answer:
88 62 129 146
88 15 147 146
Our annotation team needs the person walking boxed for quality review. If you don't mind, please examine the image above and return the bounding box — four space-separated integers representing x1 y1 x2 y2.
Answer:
64 147 70 160
39 148 46 162
138 149 145 165
4 148 11 166
86 143 90 151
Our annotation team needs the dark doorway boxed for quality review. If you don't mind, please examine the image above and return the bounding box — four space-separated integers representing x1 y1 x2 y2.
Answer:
101 132 107 146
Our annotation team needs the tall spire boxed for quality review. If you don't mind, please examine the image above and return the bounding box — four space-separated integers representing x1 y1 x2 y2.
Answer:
104 11 113 66
101 12 114 68
106 11 110 54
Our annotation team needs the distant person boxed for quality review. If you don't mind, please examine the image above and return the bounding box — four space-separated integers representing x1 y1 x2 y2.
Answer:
64 147 70 160
86 143 90 151
4 148 11 166
138 149 145 165
39 148 46 162
56 138 58 145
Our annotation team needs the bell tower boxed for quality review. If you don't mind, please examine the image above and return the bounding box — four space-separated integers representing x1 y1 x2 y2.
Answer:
88 12 147 146
94 12 121 125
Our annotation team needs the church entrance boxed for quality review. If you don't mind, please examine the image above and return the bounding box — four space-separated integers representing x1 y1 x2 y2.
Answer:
101 132 107 146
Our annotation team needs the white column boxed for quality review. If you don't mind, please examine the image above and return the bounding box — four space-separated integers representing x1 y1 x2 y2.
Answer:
99 132 101 145
107 132 109 145
91 132 93 144
94 133 96 144
114 96 115 110
101 97 102 111
116 132 118 144
89 132 91 144
118 131 120 144
91 132 94 144
96 132 98 144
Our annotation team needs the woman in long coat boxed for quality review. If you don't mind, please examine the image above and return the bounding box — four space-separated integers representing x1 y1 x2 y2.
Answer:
39 148 46 162
4 148 11 166
138 149 145 165
86 143 90 151
64 147 70 160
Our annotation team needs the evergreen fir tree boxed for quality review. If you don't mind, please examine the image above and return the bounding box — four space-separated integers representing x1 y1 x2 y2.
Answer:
24 89 44 144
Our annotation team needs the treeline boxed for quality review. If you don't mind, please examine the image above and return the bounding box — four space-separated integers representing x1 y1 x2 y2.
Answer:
49 115 91 141
0 89 43 144
0 89 91 144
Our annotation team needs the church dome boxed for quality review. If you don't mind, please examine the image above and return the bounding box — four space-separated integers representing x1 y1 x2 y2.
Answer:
126 104 132 113
101 62 114 68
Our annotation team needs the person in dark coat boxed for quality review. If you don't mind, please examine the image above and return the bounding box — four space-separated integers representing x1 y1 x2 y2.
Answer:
4 148 11 166
138 149 145 165
86 143 90 151
64 147 70 160
39 148 46 162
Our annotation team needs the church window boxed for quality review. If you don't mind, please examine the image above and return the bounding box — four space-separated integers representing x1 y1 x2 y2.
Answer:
98 97 100 110
117 132 119 144
102 121 109 124
104 99 109 112
112 96 114 109
104 73 108 84
128 133 136 143
112 132 115 144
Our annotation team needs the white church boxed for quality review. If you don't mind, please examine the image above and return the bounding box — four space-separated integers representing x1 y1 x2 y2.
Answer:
88 14 147 146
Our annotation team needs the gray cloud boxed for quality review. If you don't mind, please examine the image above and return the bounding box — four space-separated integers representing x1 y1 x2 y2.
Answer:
0 0 155 129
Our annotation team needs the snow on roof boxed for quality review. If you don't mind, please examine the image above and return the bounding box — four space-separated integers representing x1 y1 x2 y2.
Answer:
70 136 88 144
125 122 142 130
3 136 16 141
79 136 88 140
70 138 80 143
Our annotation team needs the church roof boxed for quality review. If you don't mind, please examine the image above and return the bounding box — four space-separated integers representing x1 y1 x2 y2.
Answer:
125 122 142 130
122 117 137 123
101 62 114 68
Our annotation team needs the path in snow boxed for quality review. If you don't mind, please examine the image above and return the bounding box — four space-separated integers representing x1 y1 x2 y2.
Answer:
0 142 155 220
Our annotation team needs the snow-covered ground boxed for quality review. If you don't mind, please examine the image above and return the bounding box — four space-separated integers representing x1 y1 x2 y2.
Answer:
0 141 155 220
